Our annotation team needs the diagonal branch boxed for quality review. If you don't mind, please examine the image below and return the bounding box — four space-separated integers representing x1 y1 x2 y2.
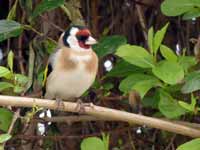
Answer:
0 95 199 138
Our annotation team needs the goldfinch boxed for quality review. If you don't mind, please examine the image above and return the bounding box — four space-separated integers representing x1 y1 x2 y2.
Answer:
43 25 98 102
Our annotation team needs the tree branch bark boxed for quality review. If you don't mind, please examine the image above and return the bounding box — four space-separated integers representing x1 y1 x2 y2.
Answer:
0 95 199 138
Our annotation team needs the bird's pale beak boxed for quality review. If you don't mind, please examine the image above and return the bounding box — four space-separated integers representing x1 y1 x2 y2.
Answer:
85 36 98 45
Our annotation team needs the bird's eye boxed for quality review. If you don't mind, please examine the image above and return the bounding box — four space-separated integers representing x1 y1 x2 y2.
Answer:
76 35 89 41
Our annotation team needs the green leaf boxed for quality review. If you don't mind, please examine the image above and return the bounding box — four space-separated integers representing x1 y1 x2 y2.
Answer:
142 90 160 109
0 134 11 143
0 67 12 78
43 39 57 54
106 60 144 77
177 138 200 150
81 137 105 150
7 51 14 72
119 74 158 93
0 108 13 132
158 90 187 119
178 56 197 72
161 0 200 16
116 44 154 68
14 74 29 85
102 133 110 150
148 27 154 53
160 45 177 62
183 8 200 20
178 101 193 112
181 71 200 93
152 60 184 85
0 20 23 42
31 0 65 20
0 82 14 91
179 94 196 112
132 79 161 98
0 145 3 150
13 85 24 93
93 35 127 58
153 23 169 55
102 83 114 91
7 0 19 20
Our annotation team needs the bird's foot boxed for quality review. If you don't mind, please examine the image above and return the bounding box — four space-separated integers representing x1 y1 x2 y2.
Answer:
55 99 65 111
75 99 93 114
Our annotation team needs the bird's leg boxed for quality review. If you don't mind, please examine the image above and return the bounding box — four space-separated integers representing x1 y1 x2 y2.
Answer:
75 99 93 114
54 98 65 111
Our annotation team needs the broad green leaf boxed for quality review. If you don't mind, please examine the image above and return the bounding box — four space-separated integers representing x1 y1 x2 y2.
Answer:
153 23 169 55
119 74 157 93
178 56 197 72
0 66 12 78
177 138 200 150
0 134 11 143
31 0 65 20
81 137 105 150
148 27 154 53
181 71 200 93
106 60 144 77
152 60 184 85
158 90 187 119
14 74 29 85
183 8 200 20
142 90 160 109
0 108 13 132
7 51 14 72
160 45 177 62
132 79 161 98
14 85 24 93
102 83 114 91
116 44 154 68
163 84 182 93
7 0 19 20
0 20 23 42
161 0 200 16
93 35 127 58
0 82 14 91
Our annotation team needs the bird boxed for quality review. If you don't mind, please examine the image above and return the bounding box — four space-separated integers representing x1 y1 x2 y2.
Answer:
43 25 98 106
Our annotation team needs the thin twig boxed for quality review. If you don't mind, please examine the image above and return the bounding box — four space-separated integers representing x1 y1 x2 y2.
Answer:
164 135 176 150
135 1 148 49
18 11 26 74
7 109 20 134
0 95 199 138
40 15 64 32
30 115 200 130
23 41 35 94
3 109 20 148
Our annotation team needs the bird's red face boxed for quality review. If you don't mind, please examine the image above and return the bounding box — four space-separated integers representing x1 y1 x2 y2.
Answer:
76 29 91 49
63 26 97 52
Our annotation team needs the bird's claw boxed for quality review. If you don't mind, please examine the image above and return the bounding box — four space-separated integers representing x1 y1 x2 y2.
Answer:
55 99 65 111
75 99 93 114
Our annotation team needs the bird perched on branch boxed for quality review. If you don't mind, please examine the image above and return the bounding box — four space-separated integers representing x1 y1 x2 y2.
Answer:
43 25 98 105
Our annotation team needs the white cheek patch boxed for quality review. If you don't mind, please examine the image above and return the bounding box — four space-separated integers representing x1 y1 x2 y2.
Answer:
67 35 77 46
70 27 79 35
